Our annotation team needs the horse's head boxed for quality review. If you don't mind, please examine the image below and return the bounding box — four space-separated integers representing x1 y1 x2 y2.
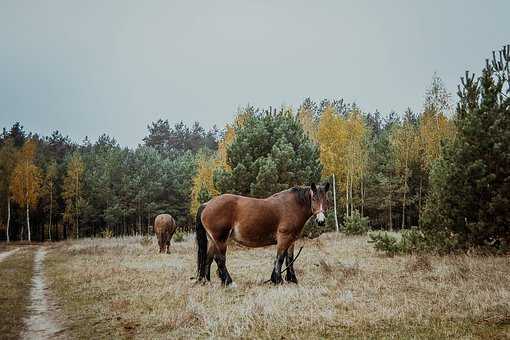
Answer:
310 182 330 226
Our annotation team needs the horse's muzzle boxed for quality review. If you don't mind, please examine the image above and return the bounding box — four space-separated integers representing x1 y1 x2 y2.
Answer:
316 212 325 226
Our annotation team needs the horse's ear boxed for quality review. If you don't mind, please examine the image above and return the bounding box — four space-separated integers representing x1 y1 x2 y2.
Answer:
310 183 317 193
324 182 330 192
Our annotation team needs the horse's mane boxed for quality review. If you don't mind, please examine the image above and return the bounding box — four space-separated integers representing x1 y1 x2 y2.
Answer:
289 186 311 207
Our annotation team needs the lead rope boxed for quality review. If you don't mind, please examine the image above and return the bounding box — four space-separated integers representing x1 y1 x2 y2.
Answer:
264 246 304 284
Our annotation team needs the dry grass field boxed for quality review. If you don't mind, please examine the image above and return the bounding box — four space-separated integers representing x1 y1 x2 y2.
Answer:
2 233 510 339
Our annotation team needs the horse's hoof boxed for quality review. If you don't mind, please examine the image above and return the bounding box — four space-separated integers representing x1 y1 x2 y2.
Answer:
227 282 238 289
270 277 283 285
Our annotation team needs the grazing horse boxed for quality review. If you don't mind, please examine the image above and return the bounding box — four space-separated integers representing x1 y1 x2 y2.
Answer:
154 214 177 253
196 182 330 285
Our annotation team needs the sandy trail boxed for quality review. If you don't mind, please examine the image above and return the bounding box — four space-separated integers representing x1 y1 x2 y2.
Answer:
22 247 66 340
0 248 19 262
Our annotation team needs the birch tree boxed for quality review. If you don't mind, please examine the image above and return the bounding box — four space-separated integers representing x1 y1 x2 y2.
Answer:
63 152 85 238
390 111 419 228
43 160 58 240
0 139 17 242
10 140 42 242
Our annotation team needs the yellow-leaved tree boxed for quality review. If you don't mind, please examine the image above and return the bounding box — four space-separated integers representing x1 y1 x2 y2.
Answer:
297 104 318 143
390 110 420 228
190 109 249 216
62 152 85 238
10 139 42 242
190 152 220 216
418 74 456 213
317 106 345 230
43 160 58 240
317 105 368 229
344 107 369 218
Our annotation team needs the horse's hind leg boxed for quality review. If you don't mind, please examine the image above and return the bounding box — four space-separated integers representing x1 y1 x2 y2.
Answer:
214 242 233 286
285 244 298 283
158 236 164 253
205 243 215 281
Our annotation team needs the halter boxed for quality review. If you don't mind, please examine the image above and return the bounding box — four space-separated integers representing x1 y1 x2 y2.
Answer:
310 189 324 216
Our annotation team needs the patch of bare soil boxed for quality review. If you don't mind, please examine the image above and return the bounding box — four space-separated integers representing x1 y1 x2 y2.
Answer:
22 248 66 340
0 248 20 262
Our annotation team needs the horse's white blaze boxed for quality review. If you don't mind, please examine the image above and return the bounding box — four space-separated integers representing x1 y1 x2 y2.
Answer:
316 211 325 223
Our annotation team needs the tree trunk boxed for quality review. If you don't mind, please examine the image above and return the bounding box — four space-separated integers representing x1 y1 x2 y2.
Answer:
361 179 365 217
332 174 339 232
6 197 10 243
49 188 52 241
388 189 393 231
76 176 79 238
418 175 423 226
27 203 31 242
345 173 349 218
402 186 406 229
349 173 352 215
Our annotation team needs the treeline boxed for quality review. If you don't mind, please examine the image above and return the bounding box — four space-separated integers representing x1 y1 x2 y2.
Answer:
0 122 218 241
1 44 509 251
190 78 454 232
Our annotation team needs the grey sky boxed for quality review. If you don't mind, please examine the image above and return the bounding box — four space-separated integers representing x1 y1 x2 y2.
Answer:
1 0 508 146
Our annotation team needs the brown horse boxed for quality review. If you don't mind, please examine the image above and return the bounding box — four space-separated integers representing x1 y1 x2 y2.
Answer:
154 214 177 253
196 182 330 285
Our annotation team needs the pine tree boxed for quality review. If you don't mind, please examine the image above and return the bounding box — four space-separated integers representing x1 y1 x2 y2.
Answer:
423 45 510 249
215 107 321 198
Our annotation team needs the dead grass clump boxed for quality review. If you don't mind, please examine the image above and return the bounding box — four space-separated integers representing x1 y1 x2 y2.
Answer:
480 303 510 325
110 299 130 312
407 255 433 272
319 259 333 275
337 261 360 278
445 256 474 281
139 235 152 247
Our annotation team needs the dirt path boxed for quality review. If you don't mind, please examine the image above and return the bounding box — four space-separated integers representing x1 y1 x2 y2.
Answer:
0 248 19 262
22 247 66 340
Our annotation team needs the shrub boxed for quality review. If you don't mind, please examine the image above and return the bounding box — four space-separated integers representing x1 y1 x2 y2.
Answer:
100 228 113 239
140 234 152 247
342 210 369 235
368 232 403 256
368 227 459 256
173 231 185 243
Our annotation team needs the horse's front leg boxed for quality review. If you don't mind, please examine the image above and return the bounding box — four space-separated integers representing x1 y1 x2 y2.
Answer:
285 243 298 283
270 251 286 284
271 232 293 284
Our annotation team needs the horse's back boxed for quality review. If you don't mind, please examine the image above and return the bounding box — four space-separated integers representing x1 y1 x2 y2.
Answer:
202 193 280 246
154 214 176 235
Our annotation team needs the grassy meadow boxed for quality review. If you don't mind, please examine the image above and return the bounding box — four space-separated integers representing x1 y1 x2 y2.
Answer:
21 233 507 339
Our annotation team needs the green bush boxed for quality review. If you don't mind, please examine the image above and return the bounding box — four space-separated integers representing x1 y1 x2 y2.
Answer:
368 227 459 256
368 231 403 256
173 231 185 243
342 210 369 235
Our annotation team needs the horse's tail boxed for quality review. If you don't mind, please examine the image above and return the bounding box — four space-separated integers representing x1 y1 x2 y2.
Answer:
195 204 208 280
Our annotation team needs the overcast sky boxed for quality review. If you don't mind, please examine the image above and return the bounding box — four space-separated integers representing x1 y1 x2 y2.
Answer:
1 0 508 146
